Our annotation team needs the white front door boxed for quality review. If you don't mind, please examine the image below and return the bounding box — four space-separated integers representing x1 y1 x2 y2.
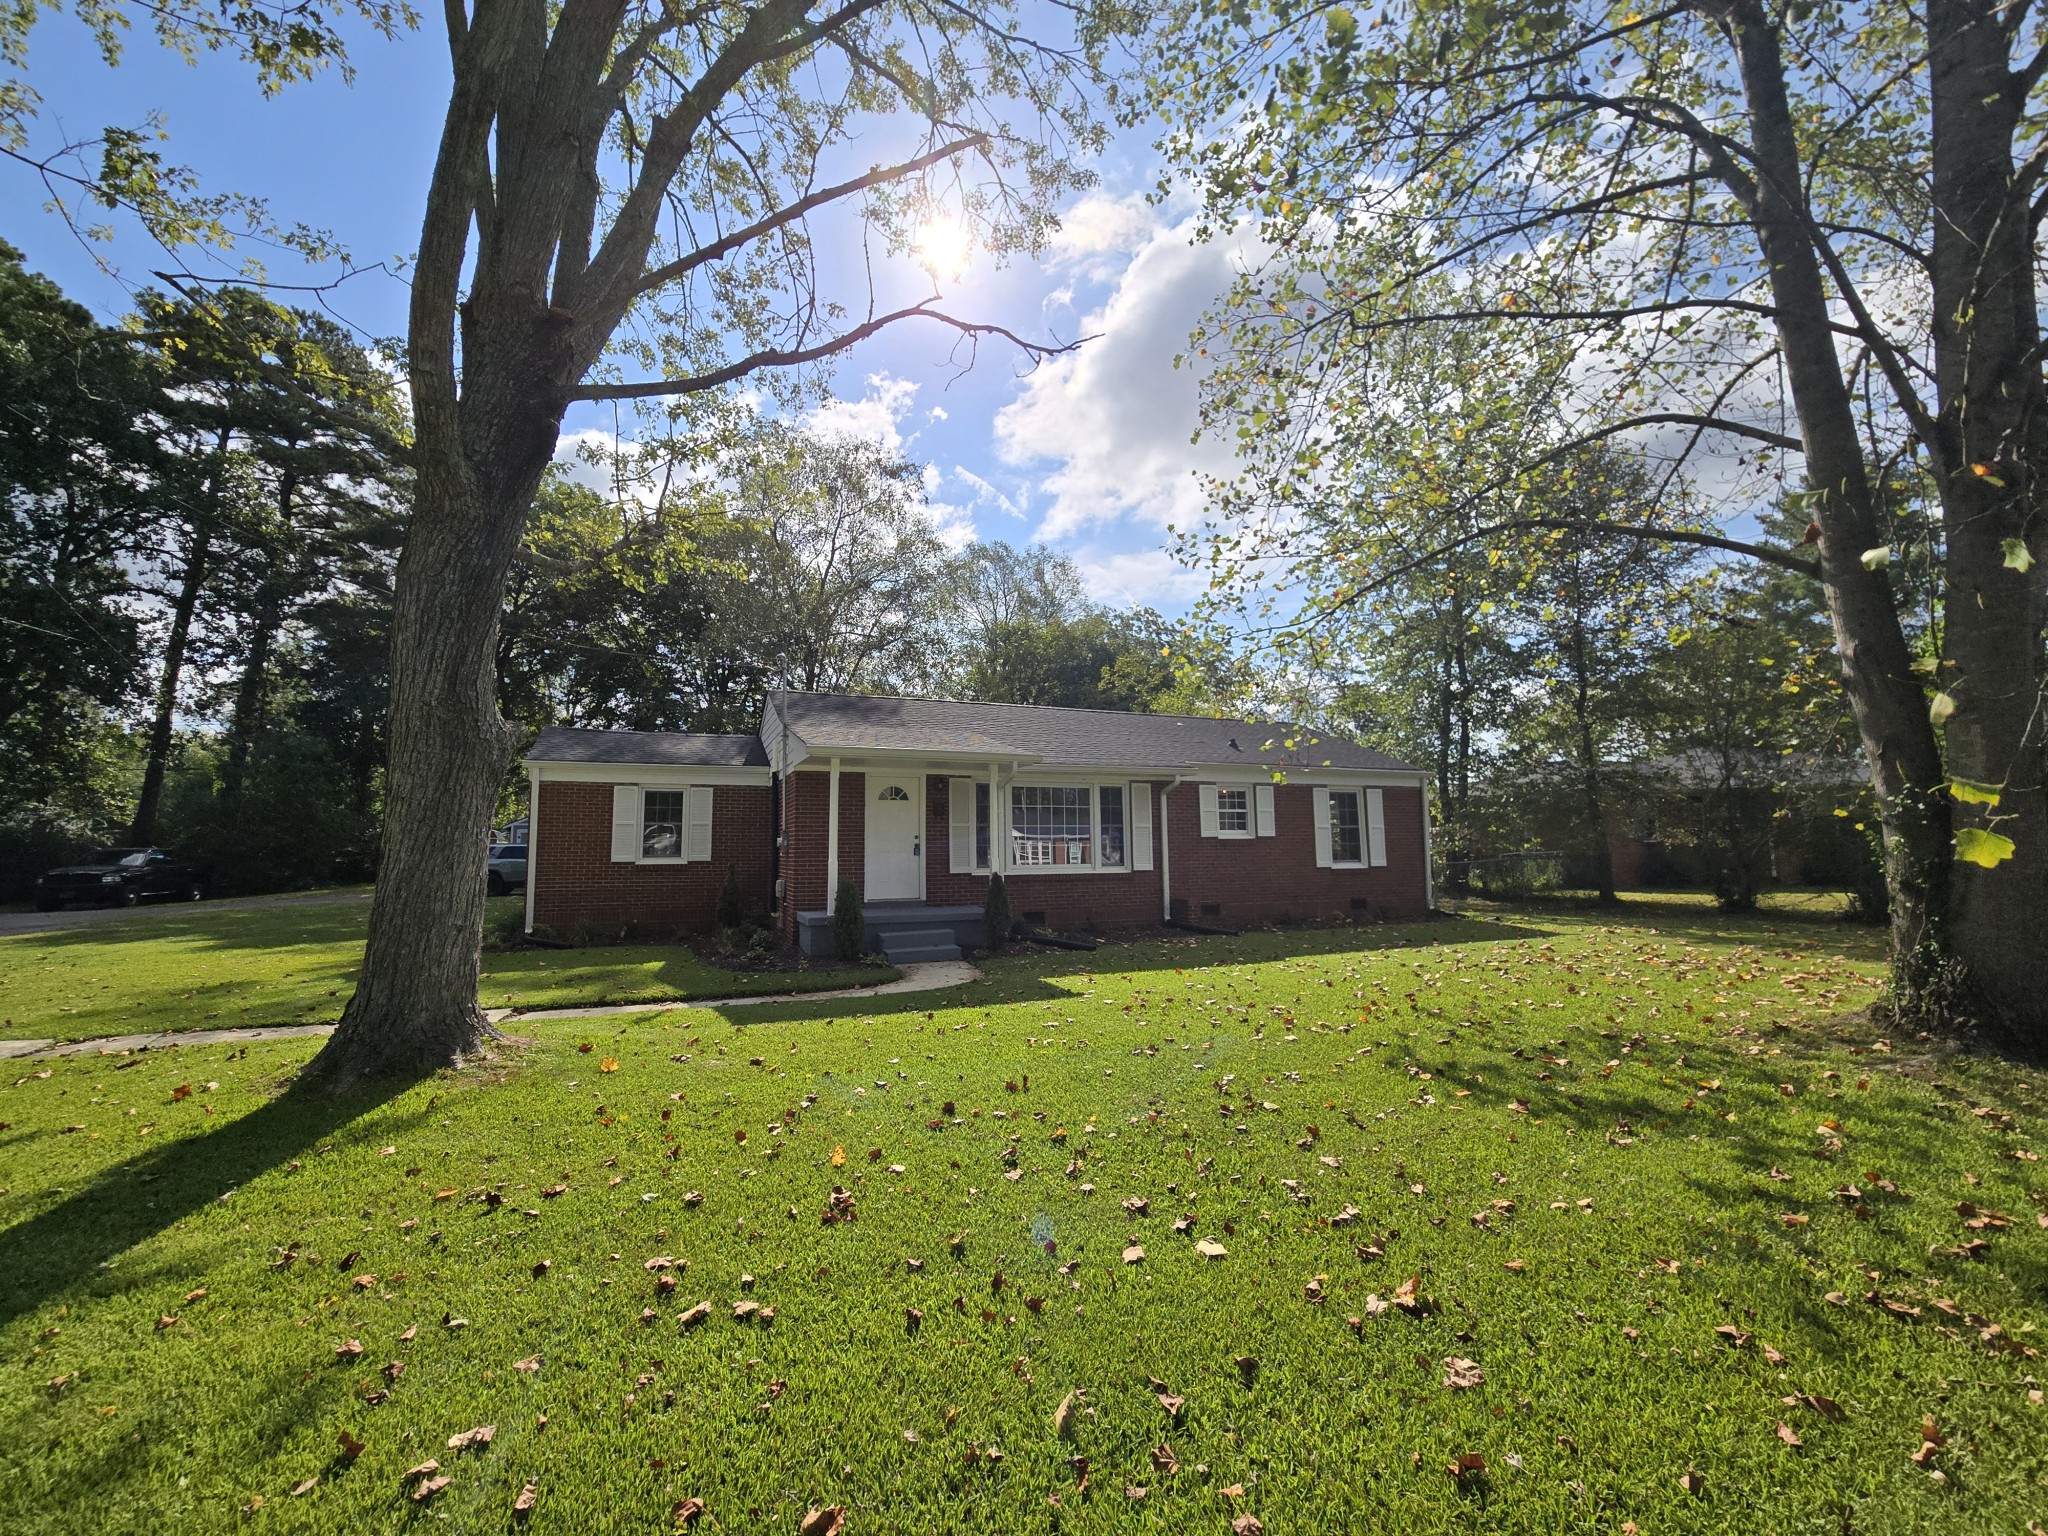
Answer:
865 776 922 900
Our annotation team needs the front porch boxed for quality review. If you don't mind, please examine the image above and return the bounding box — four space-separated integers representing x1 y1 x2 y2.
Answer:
793 900 986 963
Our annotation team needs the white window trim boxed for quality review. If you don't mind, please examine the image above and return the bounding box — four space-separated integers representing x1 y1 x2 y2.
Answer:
611 783 715 865
985 779 1140 876
1213 785 1255 840
1325 787 1367 868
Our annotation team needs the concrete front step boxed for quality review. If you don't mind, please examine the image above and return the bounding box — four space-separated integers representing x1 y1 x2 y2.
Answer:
794 902 985 960
878 928 962 964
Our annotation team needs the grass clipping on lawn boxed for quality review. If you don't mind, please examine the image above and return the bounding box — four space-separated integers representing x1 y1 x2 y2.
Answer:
1 907 2044 1534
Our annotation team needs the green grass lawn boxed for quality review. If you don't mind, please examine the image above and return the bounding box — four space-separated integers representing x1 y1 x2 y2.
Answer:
2 904 2044 1534
0 898 892 1041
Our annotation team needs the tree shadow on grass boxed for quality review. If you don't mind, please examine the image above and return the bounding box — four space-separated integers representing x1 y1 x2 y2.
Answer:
0 1074 426 1330
699 915 1559 1028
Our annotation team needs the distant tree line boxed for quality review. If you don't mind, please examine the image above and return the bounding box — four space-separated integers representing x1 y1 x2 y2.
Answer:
0 243 1203 902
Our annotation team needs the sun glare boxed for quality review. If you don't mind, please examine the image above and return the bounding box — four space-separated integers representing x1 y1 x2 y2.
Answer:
915 214 973 283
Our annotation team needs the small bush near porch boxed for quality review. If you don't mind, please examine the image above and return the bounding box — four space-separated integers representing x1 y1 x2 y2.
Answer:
2 903 2044 1533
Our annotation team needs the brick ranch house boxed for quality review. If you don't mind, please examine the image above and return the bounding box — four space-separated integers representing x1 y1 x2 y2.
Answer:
521 691 1434 962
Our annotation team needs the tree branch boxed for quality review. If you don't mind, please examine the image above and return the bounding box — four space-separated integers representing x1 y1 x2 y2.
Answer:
1570 410 1804 454
564 304 1091 402
631 134 987 298
1312 515 1819 625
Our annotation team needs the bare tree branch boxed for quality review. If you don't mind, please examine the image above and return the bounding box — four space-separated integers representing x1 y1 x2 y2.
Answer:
564 304 1090 402
631 135 987 298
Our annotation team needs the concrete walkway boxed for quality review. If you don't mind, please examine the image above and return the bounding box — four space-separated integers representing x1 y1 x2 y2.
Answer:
0 960 984 1060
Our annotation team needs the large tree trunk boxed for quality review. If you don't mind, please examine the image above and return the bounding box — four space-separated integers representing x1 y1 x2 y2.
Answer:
1726 4 1965 1017
304 472 532 1086
1922 0 2048 1036
300 0 575 1087
130 521 212 844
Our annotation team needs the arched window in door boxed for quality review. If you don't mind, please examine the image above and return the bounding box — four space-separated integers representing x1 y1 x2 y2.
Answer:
876 785 911 801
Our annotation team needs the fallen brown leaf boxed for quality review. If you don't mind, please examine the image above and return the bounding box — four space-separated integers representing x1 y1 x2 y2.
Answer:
1442 1357 1485 1391
798 1506 845 1536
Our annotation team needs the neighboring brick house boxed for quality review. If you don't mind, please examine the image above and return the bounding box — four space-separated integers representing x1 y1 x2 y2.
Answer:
524 691 1433 959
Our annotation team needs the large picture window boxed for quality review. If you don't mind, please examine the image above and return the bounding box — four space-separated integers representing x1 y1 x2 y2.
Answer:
1328 789 1364 865
642 789 686 859
1012 785 1092 866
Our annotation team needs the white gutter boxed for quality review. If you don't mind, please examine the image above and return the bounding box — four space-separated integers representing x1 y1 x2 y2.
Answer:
522 765 540 935
1158 775 1185 921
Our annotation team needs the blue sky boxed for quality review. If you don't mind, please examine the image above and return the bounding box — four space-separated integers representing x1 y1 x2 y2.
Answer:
6 12 1258 612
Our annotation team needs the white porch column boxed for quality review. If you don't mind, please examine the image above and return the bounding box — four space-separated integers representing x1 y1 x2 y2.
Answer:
1157 776 1185 921
522 767 540 935
826 757 841 911
988 758 1003 874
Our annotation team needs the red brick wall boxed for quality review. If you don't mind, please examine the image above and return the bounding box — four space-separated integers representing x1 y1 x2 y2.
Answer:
777 769 867 937
920 776 1430 930
1157 781 1429 924
532 780 773 934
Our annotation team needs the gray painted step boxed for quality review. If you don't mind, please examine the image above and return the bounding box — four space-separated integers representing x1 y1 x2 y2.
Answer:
885 943 962 964
878 928 962 963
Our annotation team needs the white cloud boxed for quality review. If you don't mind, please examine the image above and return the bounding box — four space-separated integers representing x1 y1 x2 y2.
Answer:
995 212 1261 541
805 372 921 452
950 464 1026 521
1047 190 1164 268
1069 544 1205 607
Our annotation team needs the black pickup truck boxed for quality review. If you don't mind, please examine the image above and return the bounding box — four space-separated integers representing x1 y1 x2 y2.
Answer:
35 847 207 910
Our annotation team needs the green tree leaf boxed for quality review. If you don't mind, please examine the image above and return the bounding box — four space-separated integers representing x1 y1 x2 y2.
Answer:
1954 827 2016 868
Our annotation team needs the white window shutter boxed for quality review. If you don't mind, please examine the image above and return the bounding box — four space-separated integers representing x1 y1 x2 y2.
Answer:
1130 783 1154 871
948 777 974 874
685 786 714 862
1198 782 1219 837
1312 787 1334 867
1254 782 1276 837
1366 786 1388 867
610 785 641 862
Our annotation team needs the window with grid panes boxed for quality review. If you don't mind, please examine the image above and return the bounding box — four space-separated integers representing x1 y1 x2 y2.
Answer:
1011 785 1091 866
1216 786 1249 834
1328 789 1363 864
642 790 685 859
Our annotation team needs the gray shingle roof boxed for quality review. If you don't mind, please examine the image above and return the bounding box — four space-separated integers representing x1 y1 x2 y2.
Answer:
526 726 769 768
769 691 1419 774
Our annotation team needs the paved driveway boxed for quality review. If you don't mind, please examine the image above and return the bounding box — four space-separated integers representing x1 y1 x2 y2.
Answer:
0 888 373 937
